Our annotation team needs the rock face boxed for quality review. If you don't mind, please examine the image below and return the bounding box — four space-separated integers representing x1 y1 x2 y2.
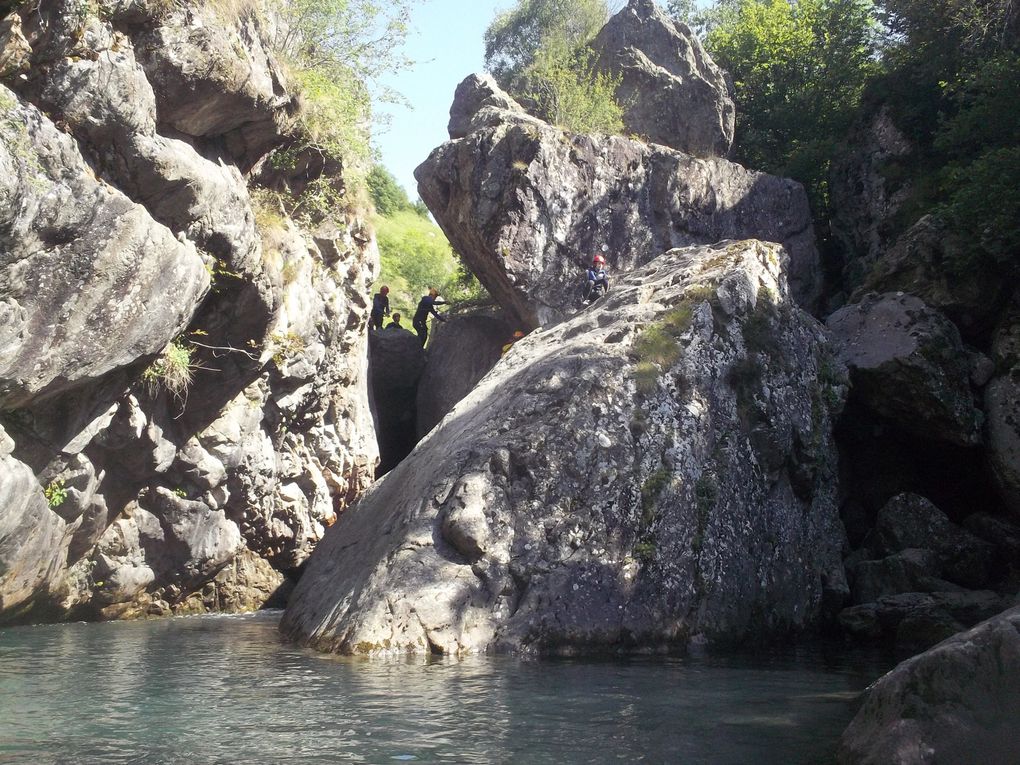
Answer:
838 605 1020 765
827 293 982 446
0 0 377 622
282 240 848 655
591 0 735 158
415 312 515 438
986 293 1020 520
0 85 210 409
416 75 820 329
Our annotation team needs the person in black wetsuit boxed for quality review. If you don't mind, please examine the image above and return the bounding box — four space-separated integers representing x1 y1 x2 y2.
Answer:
582 254 609 304
386 312 403 330
370 286 390 330
413 288 446 347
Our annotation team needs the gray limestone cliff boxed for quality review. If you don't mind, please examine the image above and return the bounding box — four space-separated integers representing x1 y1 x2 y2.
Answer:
0 0 377 622
281 240 848 655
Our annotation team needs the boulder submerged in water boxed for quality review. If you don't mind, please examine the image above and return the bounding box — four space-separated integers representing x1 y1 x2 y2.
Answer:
837 605 1020 765
281 239 848 655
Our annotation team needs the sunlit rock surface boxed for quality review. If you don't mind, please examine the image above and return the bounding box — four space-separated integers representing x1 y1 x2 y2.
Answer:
416 74 820 329
282 240 847 655
0 0 376 622
591 0 735 158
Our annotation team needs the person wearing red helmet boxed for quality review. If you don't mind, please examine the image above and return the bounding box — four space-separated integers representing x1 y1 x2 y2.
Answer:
370 285 390 330
582 254 610 305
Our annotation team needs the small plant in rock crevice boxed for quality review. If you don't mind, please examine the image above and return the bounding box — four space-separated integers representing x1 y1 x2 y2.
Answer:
44 479 68 508
143 340 196 400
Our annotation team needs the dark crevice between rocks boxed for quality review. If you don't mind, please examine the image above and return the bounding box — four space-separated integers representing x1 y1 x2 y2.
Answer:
836 397 1004 537
368 310 515 478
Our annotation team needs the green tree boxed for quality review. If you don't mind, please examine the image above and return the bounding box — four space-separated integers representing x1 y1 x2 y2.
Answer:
374 211 489 317
483 0 623 134
367 165 425 217
522 35 624 134
483 0 610 87
704 0 879 211
267 0 419 179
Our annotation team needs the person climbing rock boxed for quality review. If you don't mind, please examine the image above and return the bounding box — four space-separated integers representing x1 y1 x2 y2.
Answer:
413 288 446 347
582 254 609 305
386 313 403 330
502 330 525 355
370 285 390 330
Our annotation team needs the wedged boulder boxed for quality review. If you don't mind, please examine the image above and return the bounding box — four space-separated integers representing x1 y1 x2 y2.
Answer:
986 293 1020 520
826 293 982 446
282 239 848 655
417 75 820 328
415 312 516 438
369 328 426 475
591 0 735 158
0 84 209 409
838 606 1020 765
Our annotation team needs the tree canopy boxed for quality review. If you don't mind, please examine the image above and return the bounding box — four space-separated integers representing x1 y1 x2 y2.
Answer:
483 0 624 134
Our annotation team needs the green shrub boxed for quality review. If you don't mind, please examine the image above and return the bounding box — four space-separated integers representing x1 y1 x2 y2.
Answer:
143 340 195 399
44 480 67 508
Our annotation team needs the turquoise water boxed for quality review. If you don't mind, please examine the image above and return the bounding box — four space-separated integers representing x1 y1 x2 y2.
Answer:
0 612 891 764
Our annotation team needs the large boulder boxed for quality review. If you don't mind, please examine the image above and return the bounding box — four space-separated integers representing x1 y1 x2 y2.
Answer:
417 75 820 329
282 240 848 655
867 494 995 589
591 0 735 158
838 605 1020 764
848 216 1008 337
826 293 983 446
415 312 516 438
0 84 209 409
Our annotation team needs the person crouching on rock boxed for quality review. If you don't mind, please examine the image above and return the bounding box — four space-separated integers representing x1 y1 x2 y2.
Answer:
387 312 403 330
582 254 609 305
413 288 446 347
370 285 390 330
502 330 525 355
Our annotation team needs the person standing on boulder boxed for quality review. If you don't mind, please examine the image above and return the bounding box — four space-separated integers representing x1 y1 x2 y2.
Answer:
582 254 610 305
413 288 446 347
370 285 390 331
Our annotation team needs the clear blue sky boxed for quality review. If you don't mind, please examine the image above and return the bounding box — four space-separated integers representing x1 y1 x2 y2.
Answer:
374 0 515 200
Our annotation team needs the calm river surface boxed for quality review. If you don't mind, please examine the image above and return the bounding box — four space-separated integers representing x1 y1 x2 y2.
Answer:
0 611 894 764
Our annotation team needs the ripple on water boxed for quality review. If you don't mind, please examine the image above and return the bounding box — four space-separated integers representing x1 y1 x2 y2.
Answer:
0 612 894 765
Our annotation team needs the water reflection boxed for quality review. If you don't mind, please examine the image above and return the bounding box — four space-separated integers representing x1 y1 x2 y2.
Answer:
0 613 892 765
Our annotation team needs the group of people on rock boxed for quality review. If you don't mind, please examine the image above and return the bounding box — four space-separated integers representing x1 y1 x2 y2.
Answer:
369 252 611 349
370 286 447 347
